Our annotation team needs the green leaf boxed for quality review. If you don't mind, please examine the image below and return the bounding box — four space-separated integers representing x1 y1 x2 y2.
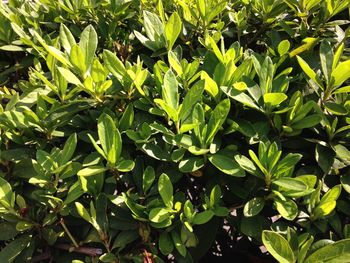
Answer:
60 24 76 54
244 197 265 217
149 207 172 223
0 234 31 263
331 60 350 88
57 67 82 86
319 40 333 83
116 160 135 172
143 166 155 194
119 104 134 131
75 202 92 223
234 154 264 178
77 166 108 177
171 231 187 257
262 230 295 263
208 153 245 177
178 80 204 121
296 55 324 90
103 49 126 78
341 175 350 194
60 133 77 164
0 222 18 241
278 40 290 56
304 238 350 263
0 177 13 208
179 157 205 173
274 198 298 220
291 114 321 129
205 98 230 145
165 12 182 50
324 102 348 115
112 231 138 251
159 232 174 255
193 210 215 225
98 113 122 165
263 93 288 107
163 70 179 110
158 173 173 208
79 25 98 69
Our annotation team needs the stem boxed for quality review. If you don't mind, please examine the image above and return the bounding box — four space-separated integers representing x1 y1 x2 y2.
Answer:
55 244 103 257
60 219 79 248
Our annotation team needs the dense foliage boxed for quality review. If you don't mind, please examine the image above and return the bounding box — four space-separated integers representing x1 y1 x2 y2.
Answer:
1 0 350 262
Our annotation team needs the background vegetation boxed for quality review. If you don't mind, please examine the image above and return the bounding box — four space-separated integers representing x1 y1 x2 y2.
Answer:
0 0 350 262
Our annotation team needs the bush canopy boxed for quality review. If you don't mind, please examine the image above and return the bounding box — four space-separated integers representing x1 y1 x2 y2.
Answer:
0 0 350 262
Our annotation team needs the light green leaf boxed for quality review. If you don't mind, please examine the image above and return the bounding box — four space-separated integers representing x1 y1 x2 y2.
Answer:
331 60 350 88
263 93 288 107
262 230 295 263
296 55 324 90
165 12 182 50
60 24 76 54
244 197 265 217
98 113 122 165
77 166 108 177
158 173 173 208
75 202 92 223
163 70 179 110
278 40 290 56
57 67 82 86
79 25 98 69
208 153 245 177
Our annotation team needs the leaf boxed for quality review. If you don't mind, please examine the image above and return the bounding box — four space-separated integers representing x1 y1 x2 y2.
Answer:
234 154 264 178
79 25 98 70
178 80 204 121
158 173 173 208
278 40 290 56
296 55 324 89
291 114 321 129
331 60 350 88
119 103 134 131
324 102 348 115
165 12 182 50
179 157 205 173
205 99 230 145
341 175 350 194
263 93 288 107
159 232 174 255
103 49 126 78
75 202 92 223
315 144 335 174
112 231 138 251
319 40 333 82
98 113 121 165
0 234 31 263
116 160 135 172
0 222 18 241
274 198 298 220
171 231 187 257
208 153 245 177
163 70 179 110
262 230 295 263
149 207 172 223
77 166 108 177
57 67 82 86
0 177 13 208
143 166 155 194
60 24 76 54
244 197 265 217
193 210 215 225
304 238 350 263
60 133 77 164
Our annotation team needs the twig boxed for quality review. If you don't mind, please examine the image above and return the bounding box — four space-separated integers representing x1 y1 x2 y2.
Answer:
55 244 103 257
60 219 79 248
31 251 51 263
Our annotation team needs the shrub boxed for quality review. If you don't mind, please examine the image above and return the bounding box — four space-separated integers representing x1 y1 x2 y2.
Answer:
0 0 350 262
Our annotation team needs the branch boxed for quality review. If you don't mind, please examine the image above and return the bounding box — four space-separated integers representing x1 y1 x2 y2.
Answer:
55 244 103 257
